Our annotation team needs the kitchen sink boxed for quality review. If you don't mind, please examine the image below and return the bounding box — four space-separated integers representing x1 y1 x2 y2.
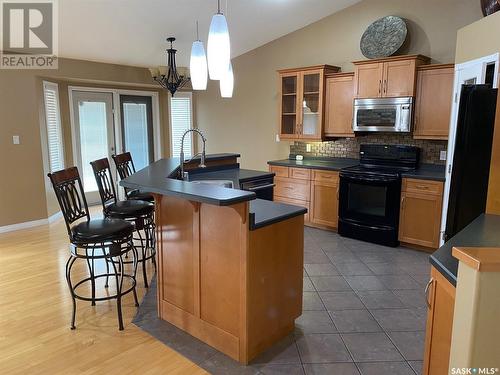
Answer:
190 179 234 188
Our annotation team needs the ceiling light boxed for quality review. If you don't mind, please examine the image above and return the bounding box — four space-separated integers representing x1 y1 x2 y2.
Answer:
220 61 234 98
190 22 208 90
207 0 230 80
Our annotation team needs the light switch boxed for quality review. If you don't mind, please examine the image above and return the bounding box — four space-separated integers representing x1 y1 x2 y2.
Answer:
275 134 280 142
12 135 20 145
440 150 447 161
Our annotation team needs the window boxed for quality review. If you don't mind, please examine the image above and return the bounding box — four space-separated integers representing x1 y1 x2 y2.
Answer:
169 92 193 158
43 81 65 172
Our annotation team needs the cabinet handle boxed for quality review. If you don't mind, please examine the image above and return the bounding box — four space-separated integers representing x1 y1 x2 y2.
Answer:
416 185 429 190
384 79 387 94
378 80 382 95
336 187 339 200
424 278 434 309
401 196 405 210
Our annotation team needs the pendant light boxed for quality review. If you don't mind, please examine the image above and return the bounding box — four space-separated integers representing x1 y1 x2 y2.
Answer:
220 61 234 98
207 0 230 80
190 21 208 90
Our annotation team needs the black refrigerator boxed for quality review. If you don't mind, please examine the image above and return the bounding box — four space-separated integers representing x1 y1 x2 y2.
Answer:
445 84 498 241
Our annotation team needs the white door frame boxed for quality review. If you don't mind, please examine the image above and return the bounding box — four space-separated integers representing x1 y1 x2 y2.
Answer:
68 86 162 166
439 52 499 246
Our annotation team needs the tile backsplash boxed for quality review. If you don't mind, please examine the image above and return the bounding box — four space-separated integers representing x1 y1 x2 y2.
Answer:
289 134 448 165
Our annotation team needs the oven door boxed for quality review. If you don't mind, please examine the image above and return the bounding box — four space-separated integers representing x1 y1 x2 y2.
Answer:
339 173 401 228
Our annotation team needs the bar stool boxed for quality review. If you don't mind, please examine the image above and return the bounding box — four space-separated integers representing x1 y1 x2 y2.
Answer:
112 152 154 203
90 158 156 288
47 167 139 331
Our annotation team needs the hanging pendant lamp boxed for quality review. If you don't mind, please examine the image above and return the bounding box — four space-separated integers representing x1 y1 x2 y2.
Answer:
207 0 230 80
190 21 208 90
220 61 234 98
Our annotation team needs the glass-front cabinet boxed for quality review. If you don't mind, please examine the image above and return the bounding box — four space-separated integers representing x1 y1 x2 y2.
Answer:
278 65 340 141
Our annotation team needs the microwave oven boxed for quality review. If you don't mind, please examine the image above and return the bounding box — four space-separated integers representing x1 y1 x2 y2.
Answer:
353 97 413 132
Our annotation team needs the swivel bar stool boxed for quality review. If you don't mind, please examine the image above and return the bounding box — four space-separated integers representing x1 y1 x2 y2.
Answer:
48 167 139 331
112 152 154 203
90 158 156 288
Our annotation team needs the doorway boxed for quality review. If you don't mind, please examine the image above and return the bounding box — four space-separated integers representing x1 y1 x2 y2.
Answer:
439 53 499 245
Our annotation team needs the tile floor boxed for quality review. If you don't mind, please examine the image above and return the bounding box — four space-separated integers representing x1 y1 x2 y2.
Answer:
134 227 431 375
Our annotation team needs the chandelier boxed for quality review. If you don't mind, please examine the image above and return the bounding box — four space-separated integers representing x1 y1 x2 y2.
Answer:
149 37 190 96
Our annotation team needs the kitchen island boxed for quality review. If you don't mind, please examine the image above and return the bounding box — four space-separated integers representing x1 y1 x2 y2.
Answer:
121 154 306 364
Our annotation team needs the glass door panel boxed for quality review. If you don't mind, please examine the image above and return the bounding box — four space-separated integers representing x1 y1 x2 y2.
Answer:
300 72 321 137
119 95 154 171
280 75 298 137
71 91 115 204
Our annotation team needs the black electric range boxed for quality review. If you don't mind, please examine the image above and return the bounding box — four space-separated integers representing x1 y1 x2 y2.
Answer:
338 144 420 247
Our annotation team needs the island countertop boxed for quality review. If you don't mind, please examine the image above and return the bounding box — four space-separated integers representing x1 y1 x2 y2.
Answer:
120 154 307 230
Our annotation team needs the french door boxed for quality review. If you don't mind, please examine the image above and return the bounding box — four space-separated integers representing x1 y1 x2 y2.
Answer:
71 91 115 204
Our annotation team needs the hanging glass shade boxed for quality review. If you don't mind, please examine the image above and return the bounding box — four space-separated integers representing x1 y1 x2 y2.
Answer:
190 42 208 90
207 0 230 80
220 61 234 98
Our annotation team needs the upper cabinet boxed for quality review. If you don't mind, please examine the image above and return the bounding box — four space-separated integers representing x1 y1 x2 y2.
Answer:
353 55 430 98
414 64 455 140
278 65 340 141
324 73 355 138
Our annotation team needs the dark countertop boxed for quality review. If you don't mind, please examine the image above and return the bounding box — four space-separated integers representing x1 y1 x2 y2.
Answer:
430 214 500 286
120 154 256 206
268 158 446 181
401 164 446 181
267 157 358 171
121 154 307 230
249 199 308 230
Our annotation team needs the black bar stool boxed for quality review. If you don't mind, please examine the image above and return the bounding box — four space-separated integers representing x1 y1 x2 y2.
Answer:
112 152 154 203
47 167 139 331
90 158 156 288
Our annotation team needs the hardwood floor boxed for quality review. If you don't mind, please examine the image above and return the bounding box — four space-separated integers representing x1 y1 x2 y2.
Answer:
0 210 206 375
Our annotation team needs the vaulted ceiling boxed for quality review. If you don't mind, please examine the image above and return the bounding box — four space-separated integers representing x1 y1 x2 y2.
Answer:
59 0 361 67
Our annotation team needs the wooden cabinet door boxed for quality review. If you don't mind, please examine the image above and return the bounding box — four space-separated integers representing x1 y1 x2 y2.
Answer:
423 267 456 375
310 170 339 229
324 74 355 137
298 70 324 140
354 62 384 98
399 190 443 248
383 59 416 97
414 65 454 140
279 72 300 139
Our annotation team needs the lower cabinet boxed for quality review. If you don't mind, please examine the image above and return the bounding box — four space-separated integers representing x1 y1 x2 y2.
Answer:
399 178 444 249
310 170 339 229
423 266 456 375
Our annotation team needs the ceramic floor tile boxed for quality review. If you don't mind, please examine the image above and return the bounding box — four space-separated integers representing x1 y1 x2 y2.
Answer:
252 334 301 365
356 361 415 375
408 360 423 375
302 292 326 311
356 290 406 309
344 276 387 291
304 263 340 276
304 250 331 264
319 291 365 310
303 277 315 292
295 311 337 334
329 309 382 333
257 363 305 375
387 331 425 361
335 262 374 276
341 333 403 362
310 276 352 292
303 363 360 375
295 334 352 364
365 262 408 275
393 289 428 308
370 309 426 331
378 275 422 290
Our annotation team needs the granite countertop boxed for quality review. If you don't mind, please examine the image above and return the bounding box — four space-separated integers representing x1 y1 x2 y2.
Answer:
430 214 500 286
249 199 308 230
268 157 446 181
120 154 256 206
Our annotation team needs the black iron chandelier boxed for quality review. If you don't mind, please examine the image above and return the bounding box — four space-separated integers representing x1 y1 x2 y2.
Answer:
151 37 190 96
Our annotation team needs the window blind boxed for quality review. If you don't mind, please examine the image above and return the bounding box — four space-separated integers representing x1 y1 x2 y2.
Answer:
43 82 65 172
170 93 193 158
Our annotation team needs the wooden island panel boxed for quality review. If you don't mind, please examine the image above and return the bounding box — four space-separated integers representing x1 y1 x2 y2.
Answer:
155 195 304 364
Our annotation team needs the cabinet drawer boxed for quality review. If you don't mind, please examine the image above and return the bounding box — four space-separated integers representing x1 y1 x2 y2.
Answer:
274 196 310 223
290 167 311 180
403 178 443 195
313 170 339 183
269 165 289 178
274 177 310 201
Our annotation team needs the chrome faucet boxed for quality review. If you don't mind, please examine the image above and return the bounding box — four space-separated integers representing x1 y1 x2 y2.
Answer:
179 129 207 180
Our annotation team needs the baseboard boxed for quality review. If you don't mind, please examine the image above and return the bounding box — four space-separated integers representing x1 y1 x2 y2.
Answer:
0 211 62 234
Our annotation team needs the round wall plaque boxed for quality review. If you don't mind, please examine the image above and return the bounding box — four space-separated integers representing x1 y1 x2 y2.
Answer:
360 16 408 59
481 0 500 16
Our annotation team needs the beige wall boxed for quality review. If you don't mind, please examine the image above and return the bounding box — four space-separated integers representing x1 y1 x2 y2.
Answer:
195 0 482 171
0 58 171 227
455 10 500 64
